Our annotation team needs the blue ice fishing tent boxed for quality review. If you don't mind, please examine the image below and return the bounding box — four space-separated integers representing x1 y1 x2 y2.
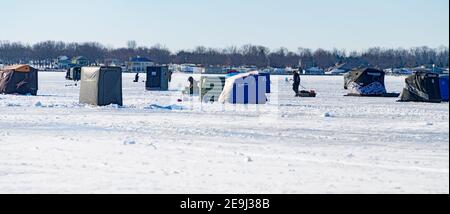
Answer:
218 71 269 104
440 75 449 102
258 72 271 93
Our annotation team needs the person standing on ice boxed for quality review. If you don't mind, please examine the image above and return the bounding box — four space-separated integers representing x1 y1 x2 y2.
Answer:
187 76 199 95
168 69 173 82
293 70 301 97
134 72 139 82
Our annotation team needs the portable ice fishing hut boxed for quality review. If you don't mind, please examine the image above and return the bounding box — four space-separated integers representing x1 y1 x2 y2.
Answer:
0 64 38 95
439 75 448 102
218 71 269 104
258 72 271 93
399 72 442 103
344 68 399 97
79 66 123 106
146 65 170 91
200 76 226 102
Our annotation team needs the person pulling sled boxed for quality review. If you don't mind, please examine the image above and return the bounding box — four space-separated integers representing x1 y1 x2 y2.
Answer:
292 69 317 98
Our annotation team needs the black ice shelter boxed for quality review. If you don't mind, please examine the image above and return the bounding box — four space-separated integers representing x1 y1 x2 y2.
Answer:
0 65 38 95
399 72 442 103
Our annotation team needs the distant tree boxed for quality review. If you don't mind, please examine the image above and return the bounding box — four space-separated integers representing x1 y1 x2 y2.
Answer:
127 40 137 50
0 40 448 69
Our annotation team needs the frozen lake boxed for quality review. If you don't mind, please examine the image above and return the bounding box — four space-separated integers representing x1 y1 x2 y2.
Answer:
0 72 448 193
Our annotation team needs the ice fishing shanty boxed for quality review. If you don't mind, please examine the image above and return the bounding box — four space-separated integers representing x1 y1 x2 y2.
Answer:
146 65 170 91
79 66 123 106
0 64 38 95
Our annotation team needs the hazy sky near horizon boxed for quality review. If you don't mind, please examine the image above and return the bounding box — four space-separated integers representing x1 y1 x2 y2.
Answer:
1 0 448 51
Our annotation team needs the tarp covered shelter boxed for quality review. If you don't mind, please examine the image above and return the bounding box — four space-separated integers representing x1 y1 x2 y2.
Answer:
79 66 123 106
218 71 268 104
399 72 441 103
344 68 387 96
440 75 449 102
0 64 38 95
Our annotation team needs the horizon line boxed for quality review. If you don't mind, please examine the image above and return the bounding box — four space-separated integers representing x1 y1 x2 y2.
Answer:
1 40 448 53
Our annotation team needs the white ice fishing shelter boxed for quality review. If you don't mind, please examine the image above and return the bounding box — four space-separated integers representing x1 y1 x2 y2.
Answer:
218 71 268 104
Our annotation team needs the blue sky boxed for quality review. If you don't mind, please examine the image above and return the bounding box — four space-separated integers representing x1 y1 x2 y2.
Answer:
1 0 448 51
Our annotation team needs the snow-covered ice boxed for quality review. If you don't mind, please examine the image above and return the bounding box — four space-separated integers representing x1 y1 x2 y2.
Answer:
0 72 448 194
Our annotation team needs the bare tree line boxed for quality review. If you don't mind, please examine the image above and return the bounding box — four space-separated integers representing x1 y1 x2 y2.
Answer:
0 40 448 69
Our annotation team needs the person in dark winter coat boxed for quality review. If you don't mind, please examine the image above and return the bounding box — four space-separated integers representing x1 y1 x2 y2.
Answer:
134 72 139 82
188 76 197 95
293 70 301 97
